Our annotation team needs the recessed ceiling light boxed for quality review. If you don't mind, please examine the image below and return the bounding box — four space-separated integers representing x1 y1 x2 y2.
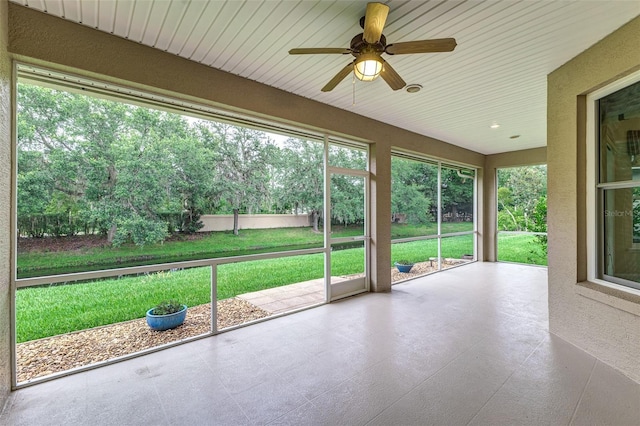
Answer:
490 122 500 129
405 84 422 93
510 135 521 139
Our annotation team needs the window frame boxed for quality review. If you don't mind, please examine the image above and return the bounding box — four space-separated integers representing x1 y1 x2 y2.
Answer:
586 69 640 295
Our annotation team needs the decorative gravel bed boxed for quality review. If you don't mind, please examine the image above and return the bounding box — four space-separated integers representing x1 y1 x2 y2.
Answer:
390 258 469 283
16 298 270 383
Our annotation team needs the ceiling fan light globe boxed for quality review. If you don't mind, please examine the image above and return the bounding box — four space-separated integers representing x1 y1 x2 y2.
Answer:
354 54 383 81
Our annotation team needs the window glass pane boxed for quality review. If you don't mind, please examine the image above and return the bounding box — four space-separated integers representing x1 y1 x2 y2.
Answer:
599 80 640 184
390 156 438 238
16 82 324 278
601 188 640 286
441 166 475 233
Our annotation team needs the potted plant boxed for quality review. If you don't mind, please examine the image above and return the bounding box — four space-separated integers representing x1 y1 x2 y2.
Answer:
394 259 415 273
146 300 187 331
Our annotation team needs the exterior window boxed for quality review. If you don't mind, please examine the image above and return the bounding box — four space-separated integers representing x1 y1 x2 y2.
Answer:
597 80 640 290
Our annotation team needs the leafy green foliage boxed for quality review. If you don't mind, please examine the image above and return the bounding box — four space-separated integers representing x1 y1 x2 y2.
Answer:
391 158 474 226
391 157 434 224
497 166 548 262
497 166 547 232
16 84 373 245
150 300 185 315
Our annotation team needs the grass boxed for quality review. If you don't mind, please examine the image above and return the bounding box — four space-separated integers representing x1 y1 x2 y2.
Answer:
497 233 547 266
16 228 546 342
17 227 327 278
17 222 473 278
16 235 475 342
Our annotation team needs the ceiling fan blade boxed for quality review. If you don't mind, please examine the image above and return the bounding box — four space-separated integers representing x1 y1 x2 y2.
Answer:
363 2 389 44
380 60 406 91
321 62 355 92
289 48 351 55
385 38 457 55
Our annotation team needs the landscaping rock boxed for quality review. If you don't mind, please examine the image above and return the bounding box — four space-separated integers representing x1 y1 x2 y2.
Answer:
16 298 269 383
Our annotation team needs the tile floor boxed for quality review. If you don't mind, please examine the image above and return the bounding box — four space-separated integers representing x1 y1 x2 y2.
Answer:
237 278 326 314
2 262 639 425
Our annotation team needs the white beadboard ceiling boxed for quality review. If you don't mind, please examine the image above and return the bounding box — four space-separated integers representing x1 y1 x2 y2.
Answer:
11 0 640 155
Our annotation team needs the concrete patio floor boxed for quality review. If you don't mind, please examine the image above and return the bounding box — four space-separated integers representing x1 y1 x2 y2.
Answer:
2 262 638 425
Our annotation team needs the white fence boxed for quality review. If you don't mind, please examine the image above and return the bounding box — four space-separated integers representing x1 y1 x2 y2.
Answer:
199 214 311 232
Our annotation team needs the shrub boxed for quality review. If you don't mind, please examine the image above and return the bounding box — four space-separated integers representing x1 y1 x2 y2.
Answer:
150 300 184 315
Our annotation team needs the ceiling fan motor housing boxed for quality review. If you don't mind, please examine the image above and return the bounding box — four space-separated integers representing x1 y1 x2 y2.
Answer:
350 33 386 57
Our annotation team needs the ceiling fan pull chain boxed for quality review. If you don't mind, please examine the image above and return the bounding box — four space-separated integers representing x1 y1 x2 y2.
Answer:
352 72 356 105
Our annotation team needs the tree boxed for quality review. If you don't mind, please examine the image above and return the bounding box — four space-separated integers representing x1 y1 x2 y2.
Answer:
497 165 547 231
17 83 207 245
330 174 365 226
273 138 324 231
212 124 276 235
163 130 217 233
440 167 474 222
391 157 432 224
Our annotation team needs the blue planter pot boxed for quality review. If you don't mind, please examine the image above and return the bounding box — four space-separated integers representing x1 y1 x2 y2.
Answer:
146 305 187 331
395 263 414 273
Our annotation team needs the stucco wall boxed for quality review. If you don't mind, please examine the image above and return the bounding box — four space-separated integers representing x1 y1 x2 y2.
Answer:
548 16 640 382
0 0 11 409
199 214 310 232
483 147 547 261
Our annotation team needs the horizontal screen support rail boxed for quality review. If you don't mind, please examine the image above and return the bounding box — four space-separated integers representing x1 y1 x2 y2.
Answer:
391 231 475 244
497 231 548 236
15 247 325 288
596 180 639 190
330 236 369 244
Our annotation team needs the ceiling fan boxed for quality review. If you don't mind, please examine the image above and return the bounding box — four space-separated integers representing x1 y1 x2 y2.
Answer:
289 2 457 92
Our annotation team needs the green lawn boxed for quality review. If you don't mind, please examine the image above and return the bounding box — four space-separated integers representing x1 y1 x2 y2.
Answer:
497 233 547 266
16 234 474 342
17 222 473 278
17 227 327 278
16 227 545 343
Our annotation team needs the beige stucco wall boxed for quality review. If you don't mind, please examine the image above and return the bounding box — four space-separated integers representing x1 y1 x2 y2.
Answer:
0 0 11 408
548 16 640 382
483 148 547 261
199 214 310 232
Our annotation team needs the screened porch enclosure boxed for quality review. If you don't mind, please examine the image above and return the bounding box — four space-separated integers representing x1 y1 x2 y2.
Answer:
13 65 479 385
